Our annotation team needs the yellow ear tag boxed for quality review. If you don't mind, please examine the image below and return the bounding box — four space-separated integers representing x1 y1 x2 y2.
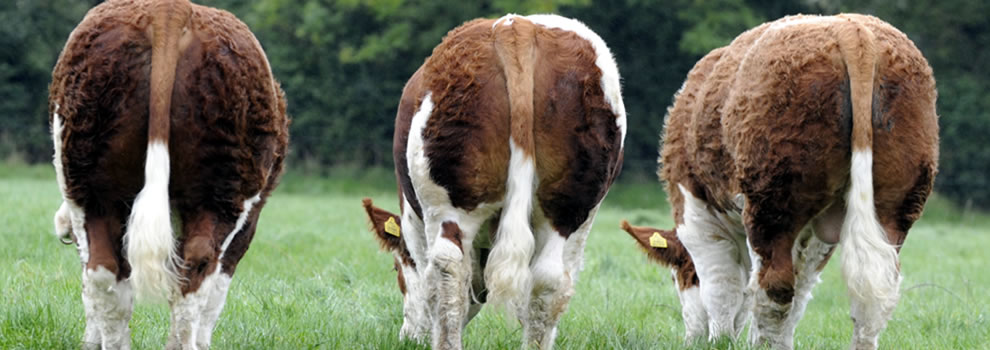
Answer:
384 217 401 237
649 232 667 248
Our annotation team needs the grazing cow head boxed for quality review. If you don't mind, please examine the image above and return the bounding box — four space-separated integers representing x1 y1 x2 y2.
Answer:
362 198 411 292
620 220 709 339
361 198 428 338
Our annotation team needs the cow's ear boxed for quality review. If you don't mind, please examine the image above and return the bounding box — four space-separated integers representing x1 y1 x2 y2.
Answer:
362 198 404 253
620 220 685 268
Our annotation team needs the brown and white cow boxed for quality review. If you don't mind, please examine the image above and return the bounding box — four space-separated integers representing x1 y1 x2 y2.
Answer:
49 0 288 348
620 14 937 350
362 14 625 349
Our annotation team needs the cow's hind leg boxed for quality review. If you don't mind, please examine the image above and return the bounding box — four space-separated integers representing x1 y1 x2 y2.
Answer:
166 211 219 350
166 202 260 350
778 204 841 340
676 185 749 340
747 225 836 349
79 214 134 350
424 211 485 350
195 209 262 349
744 192 833 350
521 209 582 348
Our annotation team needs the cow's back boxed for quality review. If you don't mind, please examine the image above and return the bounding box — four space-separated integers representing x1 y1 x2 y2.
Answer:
395 17 623 231
661 14 937 224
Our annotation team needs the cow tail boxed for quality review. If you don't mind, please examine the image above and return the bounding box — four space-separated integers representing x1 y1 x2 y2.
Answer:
834 18 901 314
125 0 192 301
484 15 538 314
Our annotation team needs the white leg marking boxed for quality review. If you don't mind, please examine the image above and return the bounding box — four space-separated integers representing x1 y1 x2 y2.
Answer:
397 198 430 341
422 210 491 350
195 269 232 349
524 215 567 349
82 267 133 350
841 150 900 350
561 204 600 282
747 238 794 350
166 275 213 350
398 198 430 342
126 141 179 300
676 184 748 340
485 139 535 312
521 204 601 349
673 281 709 341
427 236 468 349
399 262 430 342
524 14 626 146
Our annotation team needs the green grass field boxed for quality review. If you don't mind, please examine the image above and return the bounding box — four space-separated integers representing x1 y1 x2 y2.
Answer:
1 164 987 349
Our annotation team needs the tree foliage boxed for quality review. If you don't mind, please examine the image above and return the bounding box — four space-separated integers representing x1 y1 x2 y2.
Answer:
1 0 988 207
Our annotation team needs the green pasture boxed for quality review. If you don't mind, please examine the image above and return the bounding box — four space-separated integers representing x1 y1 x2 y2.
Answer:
1 164 987 349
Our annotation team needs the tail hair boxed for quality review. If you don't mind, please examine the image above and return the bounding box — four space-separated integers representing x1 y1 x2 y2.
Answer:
125 143 181 300
834 18 901 309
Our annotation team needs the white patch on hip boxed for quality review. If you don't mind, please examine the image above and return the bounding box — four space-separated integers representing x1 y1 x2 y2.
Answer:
525 14 627 147
405 92 442 218
82 266 133 350
217 193 262 264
